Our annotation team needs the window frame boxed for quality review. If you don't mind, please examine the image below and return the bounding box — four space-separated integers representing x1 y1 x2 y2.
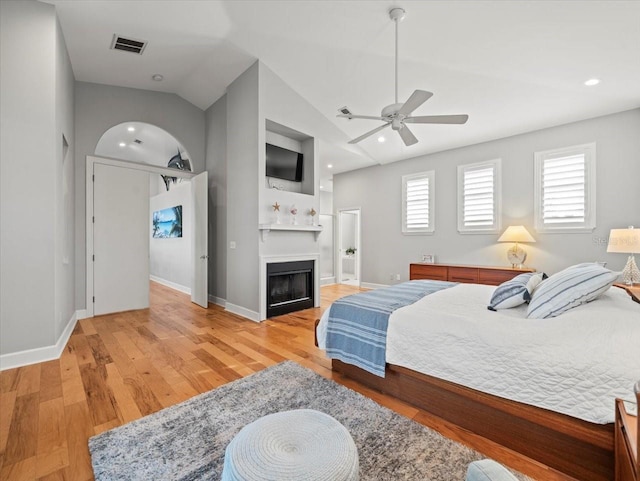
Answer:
457 158 502 234
534 142 596 234
402 170 435 235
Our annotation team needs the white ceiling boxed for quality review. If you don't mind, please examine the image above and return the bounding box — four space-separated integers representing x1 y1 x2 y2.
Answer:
44 0 640 190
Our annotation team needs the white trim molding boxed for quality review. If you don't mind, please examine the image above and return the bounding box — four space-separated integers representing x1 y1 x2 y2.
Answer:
150 275 191 295
0 310 79 371
225 302 260 323
209 294 226 308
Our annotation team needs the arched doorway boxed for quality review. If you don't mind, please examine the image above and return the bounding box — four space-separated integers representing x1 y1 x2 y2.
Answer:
86 122 208 316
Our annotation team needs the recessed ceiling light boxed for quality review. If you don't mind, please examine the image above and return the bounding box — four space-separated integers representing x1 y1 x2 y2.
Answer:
377 136 386 143
119 142 126 147
152 74 164 81
327 164 333 169
127 126 135 132
584 78 600 86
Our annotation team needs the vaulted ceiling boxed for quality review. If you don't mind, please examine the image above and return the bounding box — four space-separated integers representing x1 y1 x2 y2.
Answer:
43 1 640 189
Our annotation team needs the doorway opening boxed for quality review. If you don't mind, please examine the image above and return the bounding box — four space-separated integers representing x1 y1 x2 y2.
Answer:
86 122 208 318
338 208 361 287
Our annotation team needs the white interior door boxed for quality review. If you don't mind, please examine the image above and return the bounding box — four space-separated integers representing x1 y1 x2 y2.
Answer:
191 171 208 307
93 163 150 315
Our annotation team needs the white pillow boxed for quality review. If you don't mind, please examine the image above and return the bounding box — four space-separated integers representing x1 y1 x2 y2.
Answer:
488 272 546 310
527 263 619 319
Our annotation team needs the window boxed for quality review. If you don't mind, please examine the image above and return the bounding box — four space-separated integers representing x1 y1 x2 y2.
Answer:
534 143 596 233
402 171 435 234
457 159 501 233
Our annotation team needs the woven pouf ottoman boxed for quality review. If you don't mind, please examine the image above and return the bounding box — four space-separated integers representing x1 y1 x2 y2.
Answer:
221 409 359 481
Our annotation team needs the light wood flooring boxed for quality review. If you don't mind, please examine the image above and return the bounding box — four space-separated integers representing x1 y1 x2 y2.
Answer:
0 282 575 481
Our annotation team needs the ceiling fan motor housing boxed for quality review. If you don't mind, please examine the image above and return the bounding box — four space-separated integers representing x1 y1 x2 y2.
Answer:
381 103 404 119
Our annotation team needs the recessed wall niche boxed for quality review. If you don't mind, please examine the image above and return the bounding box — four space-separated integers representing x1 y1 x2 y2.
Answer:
265 119 314 196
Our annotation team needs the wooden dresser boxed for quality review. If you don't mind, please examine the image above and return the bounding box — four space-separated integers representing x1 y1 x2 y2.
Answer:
409 263 535 286
615 383 639 481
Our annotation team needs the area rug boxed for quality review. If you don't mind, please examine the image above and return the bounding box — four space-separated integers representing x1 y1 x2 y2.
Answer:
89 361 530 480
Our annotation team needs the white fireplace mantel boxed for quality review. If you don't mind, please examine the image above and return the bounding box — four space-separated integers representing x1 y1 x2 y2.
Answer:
259 223 323 242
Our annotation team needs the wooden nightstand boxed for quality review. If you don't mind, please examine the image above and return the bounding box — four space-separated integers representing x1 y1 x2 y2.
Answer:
615 386 639 481
614 284 640 304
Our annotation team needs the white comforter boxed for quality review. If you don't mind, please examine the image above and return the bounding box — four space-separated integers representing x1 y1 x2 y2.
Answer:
317 284 640 424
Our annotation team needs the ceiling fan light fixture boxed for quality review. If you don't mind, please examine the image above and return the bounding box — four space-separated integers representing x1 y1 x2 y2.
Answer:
338 7 469 147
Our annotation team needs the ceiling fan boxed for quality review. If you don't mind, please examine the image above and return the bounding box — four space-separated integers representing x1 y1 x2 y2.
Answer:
338 7 469 147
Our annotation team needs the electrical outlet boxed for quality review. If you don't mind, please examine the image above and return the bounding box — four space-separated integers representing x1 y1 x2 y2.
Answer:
396 274 401 281
229 241 236 249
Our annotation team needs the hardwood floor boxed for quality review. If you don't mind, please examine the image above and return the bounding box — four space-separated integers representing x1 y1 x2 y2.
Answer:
0 282 575 481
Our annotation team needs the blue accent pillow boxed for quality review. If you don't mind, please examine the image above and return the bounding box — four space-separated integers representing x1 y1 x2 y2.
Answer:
527 263 619 319
488 272 546 311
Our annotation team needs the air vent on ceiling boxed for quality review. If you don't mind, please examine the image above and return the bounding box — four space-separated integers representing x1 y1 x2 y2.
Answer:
133 139 143 144
110 34 147 55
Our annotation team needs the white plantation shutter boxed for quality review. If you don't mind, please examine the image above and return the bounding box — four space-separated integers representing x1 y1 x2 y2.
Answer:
541 155 585 224
457 159 501 233
402 171 435 234
535 143 596 233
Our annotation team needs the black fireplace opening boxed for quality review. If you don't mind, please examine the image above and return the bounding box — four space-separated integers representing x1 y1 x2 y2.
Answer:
267 260 314 318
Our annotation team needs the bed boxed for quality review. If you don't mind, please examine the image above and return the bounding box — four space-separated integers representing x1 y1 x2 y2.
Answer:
316 278 640 481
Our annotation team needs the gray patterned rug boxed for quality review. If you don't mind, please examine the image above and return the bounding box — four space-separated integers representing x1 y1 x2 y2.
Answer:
89 361 530 480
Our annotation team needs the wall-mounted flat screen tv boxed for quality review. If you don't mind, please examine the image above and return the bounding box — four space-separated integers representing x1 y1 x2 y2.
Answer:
266 143 303 182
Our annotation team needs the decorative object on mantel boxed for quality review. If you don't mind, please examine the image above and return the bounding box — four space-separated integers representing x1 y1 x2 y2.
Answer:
345 247 356 256
498 225 536 268
272 201 281 224
309 207 317 226
290 204 298 225
607 226 640 285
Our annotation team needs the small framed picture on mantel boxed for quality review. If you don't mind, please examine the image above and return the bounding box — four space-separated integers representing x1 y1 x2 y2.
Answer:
422 254 435 264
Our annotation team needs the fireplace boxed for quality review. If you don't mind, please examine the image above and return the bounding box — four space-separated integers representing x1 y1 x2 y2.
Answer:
267 260 314 317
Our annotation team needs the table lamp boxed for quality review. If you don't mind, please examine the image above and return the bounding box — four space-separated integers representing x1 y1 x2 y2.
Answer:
607 226 640 285
498 225 536 268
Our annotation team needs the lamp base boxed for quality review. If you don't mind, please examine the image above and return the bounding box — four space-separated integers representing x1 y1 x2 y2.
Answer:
507 244 526 269
621 254 640 285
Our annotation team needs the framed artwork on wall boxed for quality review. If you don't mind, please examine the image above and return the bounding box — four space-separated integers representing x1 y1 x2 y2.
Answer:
152 205 183 238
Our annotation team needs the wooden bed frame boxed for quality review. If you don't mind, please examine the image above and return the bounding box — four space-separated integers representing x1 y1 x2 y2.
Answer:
331 358 615 481
315 319 619 481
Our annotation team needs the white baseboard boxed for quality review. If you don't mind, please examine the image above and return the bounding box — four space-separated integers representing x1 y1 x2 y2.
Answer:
150 275 191 295
208 294 226 308
0 310 79 371
320 277 336 286
225 302 261 323
361 282 389 289
76 309 88 320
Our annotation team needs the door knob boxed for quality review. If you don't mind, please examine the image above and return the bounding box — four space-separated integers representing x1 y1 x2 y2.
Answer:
200 255 209 260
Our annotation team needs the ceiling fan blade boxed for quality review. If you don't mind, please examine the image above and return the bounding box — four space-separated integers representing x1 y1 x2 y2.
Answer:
397 90 433 116
348 123 391 144
398 125 418 146
405 114 469 125
337 114 386 121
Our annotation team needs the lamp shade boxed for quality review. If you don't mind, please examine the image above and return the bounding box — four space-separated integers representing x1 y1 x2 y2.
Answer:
498 225 536 243
607 227 640 254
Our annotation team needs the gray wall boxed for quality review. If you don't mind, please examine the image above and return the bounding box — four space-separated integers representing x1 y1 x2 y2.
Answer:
150 183 192 291
205 95 228 301
225 62 260 312
74 82 206 309
1 0 75 355
334 109 640 284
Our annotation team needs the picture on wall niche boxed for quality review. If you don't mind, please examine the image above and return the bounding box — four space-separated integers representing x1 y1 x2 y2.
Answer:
152 205 183 238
